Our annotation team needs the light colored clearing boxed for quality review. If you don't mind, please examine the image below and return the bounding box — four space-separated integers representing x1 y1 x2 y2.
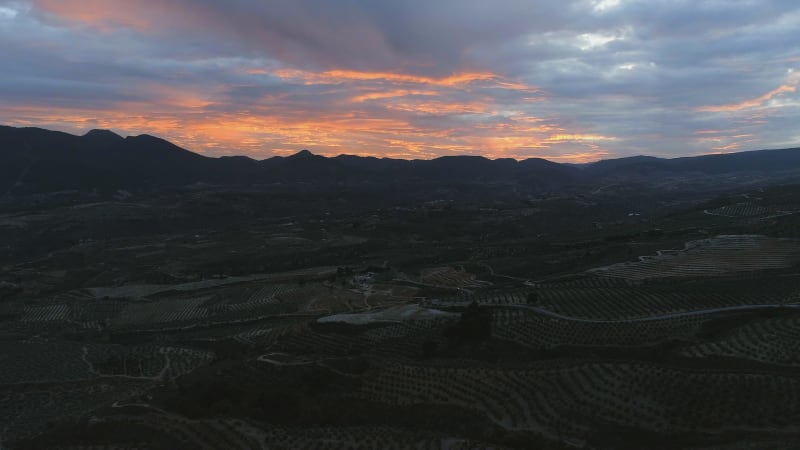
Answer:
418 266 491 289
318 304 457 325
88 267 338 299
88 276 266 298
0 213 50 229
589 235 800 280
327 235 370 247
69 201 148 210
264 236 311 245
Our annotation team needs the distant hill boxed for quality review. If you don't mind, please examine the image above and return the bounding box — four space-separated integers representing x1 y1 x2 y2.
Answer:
1 125 799 194
586 150 800 178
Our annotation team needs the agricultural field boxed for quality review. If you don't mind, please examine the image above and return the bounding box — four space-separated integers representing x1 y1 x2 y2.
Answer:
705 203 777 218
355 361 800 444
680 312 800 367
3 182 800 449
589 235 800 280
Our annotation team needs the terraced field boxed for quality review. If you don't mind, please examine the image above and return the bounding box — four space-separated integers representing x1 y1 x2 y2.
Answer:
356 361 800 445
0 342 93 384
50 413 507 450
19 304 71 323
6 182 800 449
0 379 150 440
681 313 800 367
112 296 211 327
430 273 800 320
705 203 775 218
491 307 704 349
589 235 800 280
535 275 800 320
87 345 215 380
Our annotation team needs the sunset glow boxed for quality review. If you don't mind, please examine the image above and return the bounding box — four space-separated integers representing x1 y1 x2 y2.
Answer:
1 1 799 161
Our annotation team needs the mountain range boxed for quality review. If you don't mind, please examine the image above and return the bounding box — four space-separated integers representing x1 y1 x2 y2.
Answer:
2 125 800 194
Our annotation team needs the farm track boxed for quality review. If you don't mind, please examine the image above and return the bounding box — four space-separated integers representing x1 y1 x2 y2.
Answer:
497 302 800 324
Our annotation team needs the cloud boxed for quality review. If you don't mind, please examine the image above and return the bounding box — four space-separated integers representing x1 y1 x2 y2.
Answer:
697 70 800 113
697 84 798 112
29 0 576 74
0 0 798 161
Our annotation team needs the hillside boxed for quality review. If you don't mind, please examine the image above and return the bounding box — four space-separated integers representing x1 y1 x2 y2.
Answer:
2 125 800 195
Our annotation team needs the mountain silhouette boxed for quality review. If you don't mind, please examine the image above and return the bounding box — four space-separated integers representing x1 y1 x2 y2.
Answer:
1 125 800 194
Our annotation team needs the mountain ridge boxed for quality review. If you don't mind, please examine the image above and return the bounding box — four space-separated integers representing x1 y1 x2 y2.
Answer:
2 125 800 194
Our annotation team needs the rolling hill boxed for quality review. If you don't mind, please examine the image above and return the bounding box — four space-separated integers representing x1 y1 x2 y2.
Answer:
1 125 799 194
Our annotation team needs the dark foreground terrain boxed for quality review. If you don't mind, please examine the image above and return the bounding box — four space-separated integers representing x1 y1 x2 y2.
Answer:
2 127 800 449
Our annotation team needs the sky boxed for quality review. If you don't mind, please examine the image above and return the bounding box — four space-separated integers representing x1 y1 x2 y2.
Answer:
0 0 799 162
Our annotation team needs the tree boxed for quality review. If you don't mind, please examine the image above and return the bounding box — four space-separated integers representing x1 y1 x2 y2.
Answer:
421 339 438 359
444 301 492 342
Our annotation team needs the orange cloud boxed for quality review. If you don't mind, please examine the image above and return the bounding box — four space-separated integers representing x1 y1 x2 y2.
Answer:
33 0 163 31
3 54 623 159
139 84 217 109
697 84 797 112
693 127 756 155
324 70 497 86
272 68 539 92
349 90 438 102
385 99 491 115
545 133 618 142
2 102 618 162
25 1 596 161
1 25 606 164
538 151 612 163
711 143 741 152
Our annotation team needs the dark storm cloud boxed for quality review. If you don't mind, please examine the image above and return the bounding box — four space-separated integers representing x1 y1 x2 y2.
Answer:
0 0 798 160
29 0 585 74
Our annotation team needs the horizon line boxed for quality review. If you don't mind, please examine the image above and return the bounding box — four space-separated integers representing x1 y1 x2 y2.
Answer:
4 124 800 165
